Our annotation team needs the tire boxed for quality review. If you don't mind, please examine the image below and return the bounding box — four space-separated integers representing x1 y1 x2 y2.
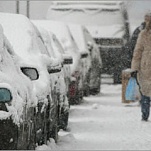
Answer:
63 112 69 131
113 72 121 84
83 86 90 97
90 88 100 95
59 111 69 131
73 96 81 105
69 93 81 105
51 118 58 143
27 121 36 150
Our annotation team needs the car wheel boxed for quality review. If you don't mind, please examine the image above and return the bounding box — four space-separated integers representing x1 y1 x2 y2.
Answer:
69 95 80 105
90 88 100 95
113 73 121 84
63 112 69 131
51 118 58 143
59 111 69 131
27 120 36 150
83 86 90 97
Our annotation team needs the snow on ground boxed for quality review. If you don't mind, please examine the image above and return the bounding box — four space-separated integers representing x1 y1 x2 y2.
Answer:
37 83 151 150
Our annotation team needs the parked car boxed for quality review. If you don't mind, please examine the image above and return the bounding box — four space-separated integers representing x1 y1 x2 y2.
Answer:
32 23 72 130
0 13 60 147
0 25 38 150
32 20 87 104
47 1 130 83
68 23 102 95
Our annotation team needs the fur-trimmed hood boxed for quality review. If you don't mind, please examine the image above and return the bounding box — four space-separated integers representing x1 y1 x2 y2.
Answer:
131 28 151 96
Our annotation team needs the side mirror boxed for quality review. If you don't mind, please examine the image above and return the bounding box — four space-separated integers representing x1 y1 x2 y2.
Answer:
21 67 39 80
63 58 73 64
81 52 88 59
48 66 61 74
63 54 73 64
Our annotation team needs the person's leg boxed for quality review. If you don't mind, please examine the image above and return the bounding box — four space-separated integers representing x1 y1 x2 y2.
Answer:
140 95 151 121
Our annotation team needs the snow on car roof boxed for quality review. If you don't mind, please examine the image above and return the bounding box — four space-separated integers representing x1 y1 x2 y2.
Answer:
53 1 123 5
33 24 63 64
0 13 52 102
0 13 52 66
0 13 38 57
32 20 78 52
47 2 124 38
50 1 123 9
50 5 120 11
32 20 81 73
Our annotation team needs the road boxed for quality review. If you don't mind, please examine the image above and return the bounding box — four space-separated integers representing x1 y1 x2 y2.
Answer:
36 83 151 150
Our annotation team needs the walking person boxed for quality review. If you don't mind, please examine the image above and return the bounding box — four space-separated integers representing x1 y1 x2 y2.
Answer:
131 12 151 121
123 14 146 69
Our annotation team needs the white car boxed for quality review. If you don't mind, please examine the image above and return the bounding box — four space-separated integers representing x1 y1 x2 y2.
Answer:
46 1 130 84
0 13 60 146
32 20 85 104
32 24 72 130
0 25 38 150
68 23 102 95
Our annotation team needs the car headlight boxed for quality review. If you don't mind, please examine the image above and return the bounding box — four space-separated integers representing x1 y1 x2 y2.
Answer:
0 88 12 103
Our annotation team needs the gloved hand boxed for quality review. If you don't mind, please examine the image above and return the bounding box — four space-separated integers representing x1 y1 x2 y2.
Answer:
131 71 138 78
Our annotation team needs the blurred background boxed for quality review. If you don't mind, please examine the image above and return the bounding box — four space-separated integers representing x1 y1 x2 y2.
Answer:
0 0 151 35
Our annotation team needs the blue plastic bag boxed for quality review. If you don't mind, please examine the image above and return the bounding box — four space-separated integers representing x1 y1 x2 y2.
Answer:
125 77 141 101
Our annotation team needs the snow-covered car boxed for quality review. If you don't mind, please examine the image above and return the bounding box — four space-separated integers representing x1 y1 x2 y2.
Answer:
0 13 60 146
32 23 72 130
47 1 130 84
33 20 85 104
68 23 102 95
0 25 38 150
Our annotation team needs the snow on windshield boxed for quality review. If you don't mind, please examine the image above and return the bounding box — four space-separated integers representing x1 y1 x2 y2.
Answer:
48 8 123 26
0 13 52 103
32 20 81 74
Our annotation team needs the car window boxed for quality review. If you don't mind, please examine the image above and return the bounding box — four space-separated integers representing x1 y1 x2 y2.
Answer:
37 36 49 56
52 35 65 54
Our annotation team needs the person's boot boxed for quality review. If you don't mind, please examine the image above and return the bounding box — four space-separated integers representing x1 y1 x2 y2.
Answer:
141 118 148 121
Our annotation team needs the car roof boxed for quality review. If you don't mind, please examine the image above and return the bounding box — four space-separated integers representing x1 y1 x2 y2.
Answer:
47 2 125 38
0 13 52 67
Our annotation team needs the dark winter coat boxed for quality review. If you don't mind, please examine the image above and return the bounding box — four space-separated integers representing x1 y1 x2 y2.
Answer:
123 22 146 68
129 22 146 60
131 28 151 97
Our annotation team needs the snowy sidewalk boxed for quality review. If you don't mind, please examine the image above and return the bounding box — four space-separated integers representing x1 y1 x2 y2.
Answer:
37 84 151 150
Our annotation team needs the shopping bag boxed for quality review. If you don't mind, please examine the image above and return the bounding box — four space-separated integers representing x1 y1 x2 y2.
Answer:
125 77 141 101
